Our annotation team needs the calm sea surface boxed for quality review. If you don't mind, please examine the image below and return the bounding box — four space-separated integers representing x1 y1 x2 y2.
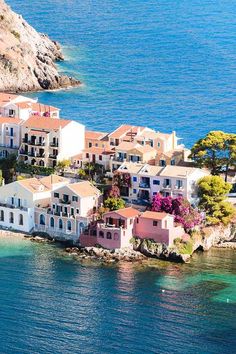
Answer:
2 1 236 353
7 0 236 147
0 237 235 354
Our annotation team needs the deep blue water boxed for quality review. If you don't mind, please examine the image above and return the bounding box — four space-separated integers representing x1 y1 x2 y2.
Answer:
7 0 236 147
0 237 235 354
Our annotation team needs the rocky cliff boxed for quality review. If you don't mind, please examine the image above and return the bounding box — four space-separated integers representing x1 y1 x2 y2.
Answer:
0 0 80 92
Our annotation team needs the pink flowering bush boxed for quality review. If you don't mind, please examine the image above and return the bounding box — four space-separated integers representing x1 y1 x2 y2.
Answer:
152 194 202 230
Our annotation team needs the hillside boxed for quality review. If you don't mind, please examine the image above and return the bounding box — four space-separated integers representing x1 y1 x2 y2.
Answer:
0 0 80 92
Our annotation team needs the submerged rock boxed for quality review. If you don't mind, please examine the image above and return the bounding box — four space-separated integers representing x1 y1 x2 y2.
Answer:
0 0 81 92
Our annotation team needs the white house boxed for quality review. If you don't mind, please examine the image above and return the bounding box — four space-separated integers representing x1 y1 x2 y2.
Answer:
19 116 85 168
34 180 102 241
117 162 209 205
0 175 69 233
0 116 23 158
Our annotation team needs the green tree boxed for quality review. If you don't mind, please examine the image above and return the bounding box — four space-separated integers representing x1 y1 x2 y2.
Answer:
190 131 236 181
0 154 17 183
104 197 125 211
198 175 235 225
56 159 71 174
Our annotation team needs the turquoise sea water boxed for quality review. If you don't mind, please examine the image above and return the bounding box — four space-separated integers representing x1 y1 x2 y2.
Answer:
0 237 235 354
7 0 236 147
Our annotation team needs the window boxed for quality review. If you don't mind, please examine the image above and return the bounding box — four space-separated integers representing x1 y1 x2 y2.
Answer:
95 143 98 147
99 231 104 238
67 220 72 231
76 209 80 214
133 189 137 194
88 142 92 148
50 217 54 228
171 159 175 166
157 142 161 147
9 212 14 224
133 176 137 182
72 196 78 202
153 180 160 185
59 219 63 229
54 192 59 198
176 180 183 189
114 233 119 241
86 153 89 158
153 192 157 196
99 155 102 161
136 218 139 224
160 160 166 167
153 220 158 227
106 232 112 239
40 214 45 225
130 219 133 225
9 109 15 117
19 214 23 226
0 210 4 221
11 197 14 205
52 204 55 209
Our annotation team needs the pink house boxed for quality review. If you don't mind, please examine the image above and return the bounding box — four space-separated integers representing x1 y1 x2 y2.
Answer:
80 207 140 249
135 211 184 246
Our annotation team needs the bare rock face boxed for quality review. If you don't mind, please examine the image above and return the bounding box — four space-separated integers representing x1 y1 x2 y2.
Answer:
0 0 81 92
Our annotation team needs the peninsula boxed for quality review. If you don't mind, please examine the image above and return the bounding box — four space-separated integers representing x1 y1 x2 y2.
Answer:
0 0 80 92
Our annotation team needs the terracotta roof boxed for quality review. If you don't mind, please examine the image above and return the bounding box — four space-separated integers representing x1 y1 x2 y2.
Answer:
159 165 199 177
83 147 114 155
112 207 140 218
72 153 83 160
0 93 19 105
14 101 32 109
140 211 169 220
0 116 22 124
18 178 50 193
118 162 144 174
116 141 156 154
68 181 101 198
85 130 108 140
139 164 163 176
30 102 59 112
40 175 69 189
23 116 71 130
108 125 133 139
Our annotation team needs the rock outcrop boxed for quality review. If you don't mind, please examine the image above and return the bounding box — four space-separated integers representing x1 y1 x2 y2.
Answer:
0 0 81 92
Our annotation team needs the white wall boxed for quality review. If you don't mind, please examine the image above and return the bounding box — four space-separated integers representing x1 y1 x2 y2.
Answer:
58 121 85 160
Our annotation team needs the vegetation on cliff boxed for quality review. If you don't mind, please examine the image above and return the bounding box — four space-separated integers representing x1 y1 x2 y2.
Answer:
0 0 80 92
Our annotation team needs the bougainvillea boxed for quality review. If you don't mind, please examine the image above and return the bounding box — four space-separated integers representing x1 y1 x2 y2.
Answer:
152 194 202 230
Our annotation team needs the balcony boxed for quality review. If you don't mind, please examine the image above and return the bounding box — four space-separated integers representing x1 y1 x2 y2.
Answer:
0 202 28 212
50 142 59 148
174 185 183 190
49 154 58 159
162 184 172 189
59 199 71 204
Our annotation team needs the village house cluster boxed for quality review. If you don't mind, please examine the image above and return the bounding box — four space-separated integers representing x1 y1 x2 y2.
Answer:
0 92 210 249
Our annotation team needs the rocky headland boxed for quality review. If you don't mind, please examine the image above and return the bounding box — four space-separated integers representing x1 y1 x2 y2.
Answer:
0 0 80 92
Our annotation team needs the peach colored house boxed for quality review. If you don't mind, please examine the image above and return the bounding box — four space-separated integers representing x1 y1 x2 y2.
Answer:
85 130 109 149
72 146 115 170
80 207 140 248
135 211 184 246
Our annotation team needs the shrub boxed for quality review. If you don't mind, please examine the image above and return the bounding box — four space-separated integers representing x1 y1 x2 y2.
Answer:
11 30 20 40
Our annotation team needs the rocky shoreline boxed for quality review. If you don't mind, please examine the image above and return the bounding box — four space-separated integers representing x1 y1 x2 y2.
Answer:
0 0 81 92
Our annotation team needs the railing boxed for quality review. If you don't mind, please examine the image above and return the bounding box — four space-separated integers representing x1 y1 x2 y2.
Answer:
139 182 150 189
163 184 172 189
0 202 28 211
49 154 57 159
59 199 71 205
50 142 59 147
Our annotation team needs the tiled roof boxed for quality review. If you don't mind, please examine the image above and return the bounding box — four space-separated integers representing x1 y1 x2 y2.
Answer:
23 116 71 130
68 181 101 198
159 165 199 177
118 162 144 174
40 175 69 189
18 178 50 193
85 130 108 140
0 93 19 105
0 116 22 124
112 207 140 218
108 125 133 139
140 211 169 220
83 147 115 155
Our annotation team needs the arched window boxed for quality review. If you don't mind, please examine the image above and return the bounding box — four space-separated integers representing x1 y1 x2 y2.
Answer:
40 214 45 225
39 160 44 167
99 231 104 238
106 232 112 240
67 220 72 231
0 210 4 221
59 219 63 229
114 233 119 241
9 212 14 224
79 222 85 233
50 217 54 228
19 214 23 226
